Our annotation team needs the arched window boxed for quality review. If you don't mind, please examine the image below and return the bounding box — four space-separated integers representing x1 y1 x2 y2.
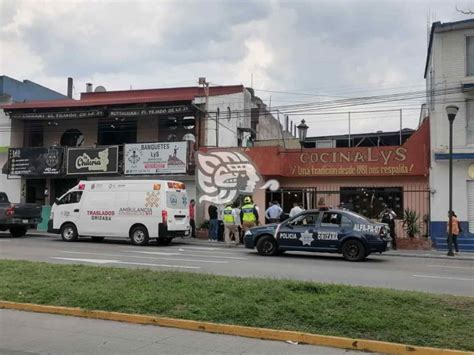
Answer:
60 129 84 147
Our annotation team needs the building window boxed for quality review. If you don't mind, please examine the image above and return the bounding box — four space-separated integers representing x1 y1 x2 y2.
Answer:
468 37 474 76
98 119 137 145
25 121 43 147
60 129 84 147
340 187 403 219
265 188 316 215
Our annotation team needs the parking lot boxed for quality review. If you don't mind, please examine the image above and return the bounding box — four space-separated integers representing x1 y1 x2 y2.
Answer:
1 233 473 296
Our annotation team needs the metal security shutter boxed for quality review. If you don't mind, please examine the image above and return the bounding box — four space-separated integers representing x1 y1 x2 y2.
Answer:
468 181 474 233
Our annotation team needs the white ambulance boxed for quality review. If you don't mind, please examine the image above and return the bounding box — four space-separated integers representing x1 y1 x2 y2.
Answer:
48 180 190 246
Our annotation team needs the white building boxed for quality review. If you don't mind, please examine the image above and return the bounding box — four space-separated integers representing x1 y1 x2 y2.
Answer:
425 19 474 251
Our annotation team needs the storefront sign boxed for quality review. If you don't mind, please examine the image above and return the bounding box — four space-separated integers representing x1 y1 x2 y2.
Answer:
290 146 414 177
8 147 64 176
67 146 119 175
124 142 187 175
109 105 191 118
7 110 105 120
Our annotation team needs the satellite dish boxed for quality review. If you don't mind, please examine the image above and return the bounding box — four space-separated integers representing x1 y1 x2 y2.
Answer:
94 85 107 92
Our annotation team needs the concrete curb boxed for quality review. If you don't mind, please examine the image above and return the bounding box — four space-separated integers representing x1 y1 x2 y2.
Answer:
381 252 474 261
0 301 470 355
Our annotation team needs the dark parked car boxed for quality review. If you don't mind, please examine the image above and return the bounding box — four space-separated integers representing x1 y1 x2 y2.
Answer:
244 208 391 261
0 192 42 237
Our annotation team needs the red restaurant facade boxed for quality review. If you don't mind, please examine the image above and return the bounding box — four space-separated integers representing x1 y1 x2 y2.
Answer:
244 119 431 241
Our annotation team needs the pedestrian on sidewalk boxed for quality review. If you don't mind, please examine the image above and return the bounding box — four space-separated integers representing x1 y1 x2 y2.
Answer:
289 202 304 218
189 199 196 238
447 211 460 255
241 196 259 233
222 204 239 247
380 206 397 250
208 204 219 242
265 201 282 224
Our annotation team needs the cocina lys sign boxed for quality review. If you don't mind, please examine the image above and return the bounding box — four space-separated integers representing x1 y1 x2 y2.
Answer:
299 147 407 165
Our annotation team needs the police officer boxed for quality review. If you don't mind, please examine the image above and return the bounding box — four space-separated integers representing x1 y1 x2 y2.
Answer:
240 196 259 233
222 204 238 247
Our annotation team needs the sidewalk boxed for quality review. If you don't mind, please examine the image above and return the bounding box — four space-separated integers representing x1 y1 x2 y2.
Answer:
0 309 359 355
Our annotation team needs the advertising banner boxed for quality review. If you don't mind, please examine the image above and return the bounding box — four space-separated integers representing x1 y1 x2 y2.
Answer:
67 146 119 175
124 142 187 175
8 147 64 176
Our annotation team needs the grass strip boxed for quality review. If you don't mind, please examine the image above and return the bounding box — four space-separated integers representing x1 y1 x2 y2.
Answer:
0 260 472 351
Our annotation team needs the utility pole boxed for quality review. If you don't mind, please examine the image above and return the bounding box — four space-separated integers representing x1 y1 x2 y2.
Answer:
199 77 210 146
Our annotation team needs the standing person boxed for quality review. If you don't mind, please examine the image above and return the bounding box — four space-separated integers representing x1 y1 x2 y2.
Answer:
208 204 218 242
447 211 460 255
289 202 304 218
241 196 259 233
234 202 243 244
380 206 397 250
189 199 196 238
265 201 282 224
222 204 238 247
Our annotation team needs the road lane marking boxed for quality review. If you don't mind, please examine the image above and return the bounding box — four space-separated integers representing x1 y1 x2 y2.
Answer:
61 251 228 264
51 257 200 269
413 274 474 281
427 265 474 270
114 261 199 269
127 250 248 260
52 257 118 264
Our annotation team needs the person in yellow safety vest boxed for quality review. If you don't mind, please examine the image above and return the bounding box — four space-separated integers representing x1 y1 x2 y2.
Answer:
222 204 238 247
240 196 259 234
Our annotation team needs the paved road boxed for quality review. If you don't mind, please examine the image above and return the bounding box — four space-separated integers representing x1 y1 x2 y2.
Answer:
0 233 473 296
0 309 362 355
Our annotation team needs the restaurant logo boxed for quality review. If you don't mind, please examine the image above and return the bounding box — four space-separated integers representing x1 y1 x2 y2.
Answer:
127 148 143 165
45 148 60 169
67 147 118 175
75 149 109 172
196 150 279 205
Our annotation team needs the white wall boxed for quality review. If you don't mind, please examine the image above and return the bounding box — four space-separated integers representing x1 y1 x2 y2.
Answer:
195 90 254 147
0 106 21 203
428 25 474 223
430 160 472 221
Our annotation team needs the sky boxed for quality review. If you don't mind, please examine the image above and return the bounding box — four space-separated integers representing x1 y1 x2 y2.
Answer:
0 0 472 136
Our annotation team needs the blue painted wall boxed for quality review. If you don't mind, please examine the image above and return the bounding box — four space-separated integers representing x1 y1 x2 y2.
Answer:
430 221 474 252
0 75 67 102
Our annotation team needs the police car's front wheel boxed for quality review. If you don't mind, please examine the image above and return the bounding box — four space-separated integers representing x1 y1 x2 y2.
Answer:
256 235 278 256
342 240 366 262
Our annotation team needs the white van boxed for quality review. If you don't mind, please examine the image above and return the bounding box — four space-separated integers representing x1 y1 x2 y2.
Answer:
48 180 190 245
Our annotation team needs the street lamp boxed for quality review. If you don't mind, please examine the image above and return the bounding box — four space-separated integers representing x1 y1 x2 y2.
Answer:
446 105 458 257
297 119 309 150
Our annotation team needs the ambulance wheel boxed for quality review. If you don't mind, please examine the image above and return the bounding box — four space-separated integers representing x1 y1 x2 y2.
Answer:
61 223 78 242
342 239 366 261
130 225 149 246
256 235 277 256
92 237 105 242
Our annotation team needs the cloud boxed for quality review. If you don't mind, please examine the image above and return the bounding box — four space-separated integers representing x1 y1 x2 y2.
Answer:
0 0 467 135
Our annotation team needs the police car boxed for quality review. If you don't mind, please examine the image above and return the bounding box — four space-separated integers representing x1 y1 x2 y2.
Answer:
244 208 391 261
